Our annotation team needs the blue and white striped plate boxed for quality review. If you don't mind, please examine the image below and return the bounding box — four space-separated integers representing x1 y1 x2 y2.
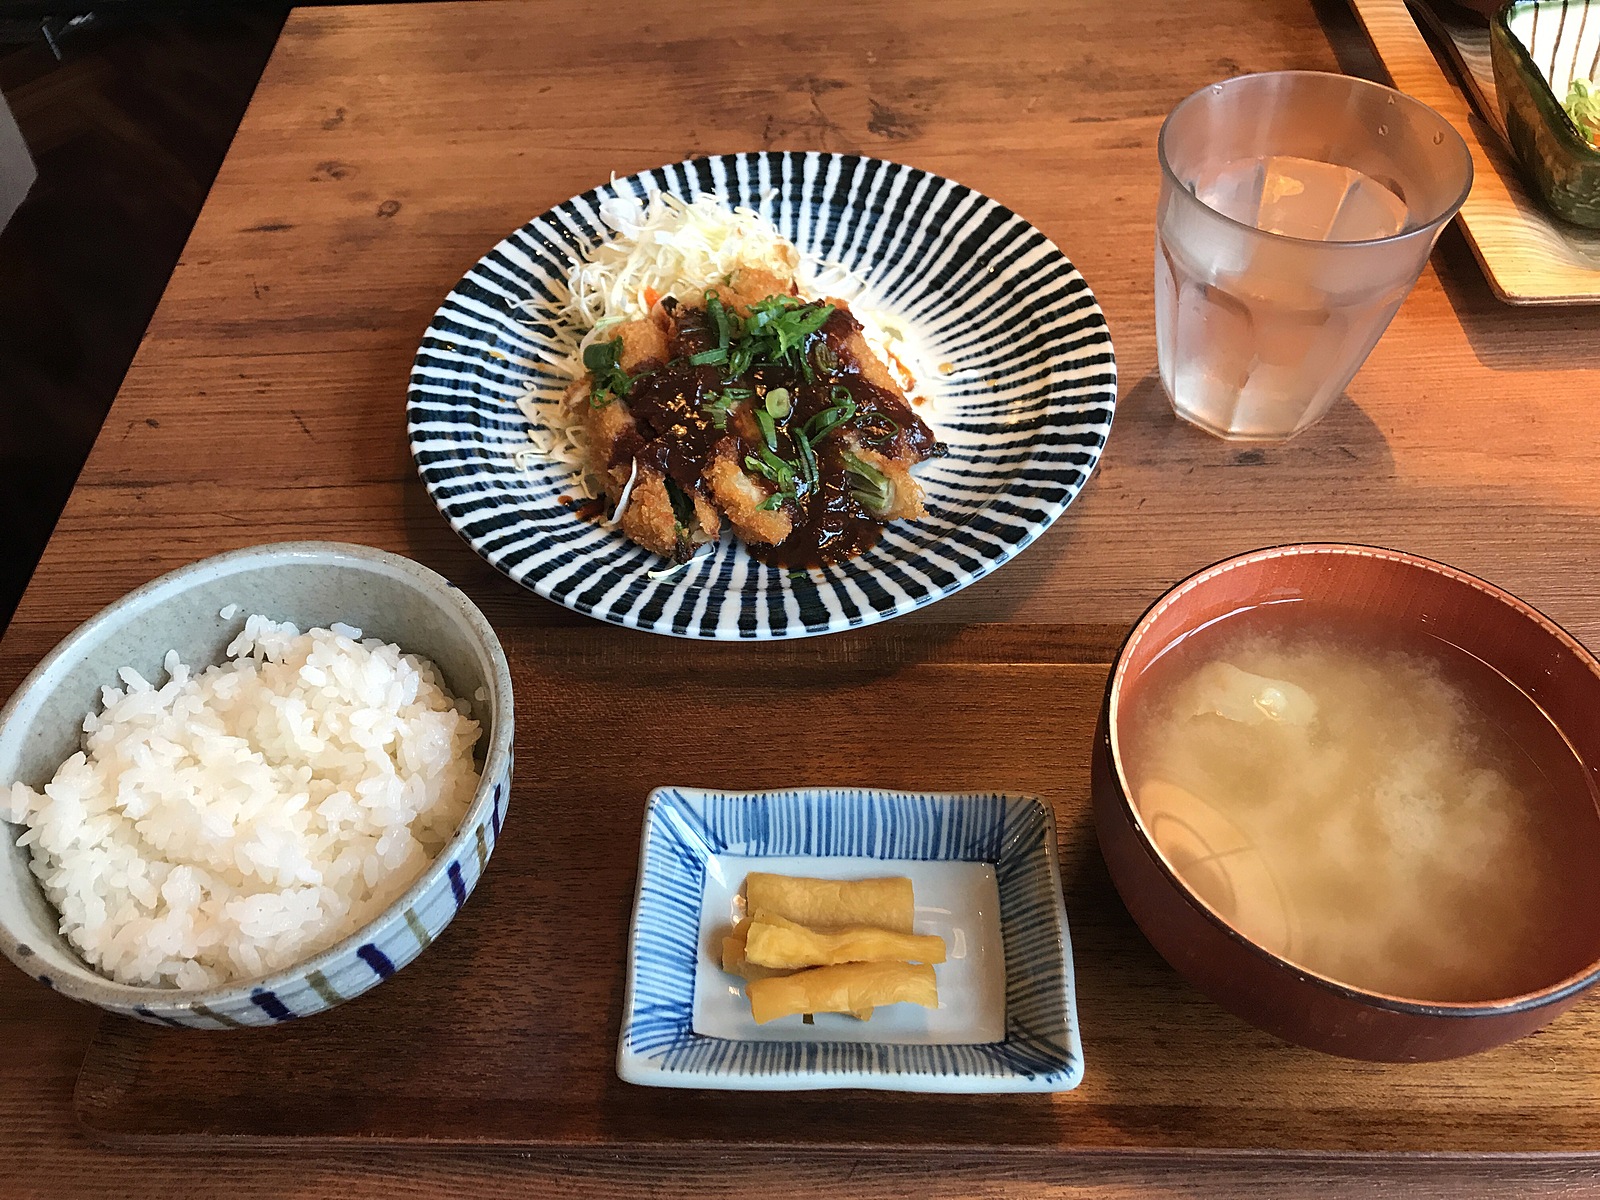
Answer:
618 787 1083 1092
407 152 1116 640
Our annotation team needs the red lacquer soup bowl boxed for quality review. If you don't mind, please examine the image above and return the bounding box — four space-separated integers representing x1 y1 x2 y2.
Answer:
1093 544 1600 1061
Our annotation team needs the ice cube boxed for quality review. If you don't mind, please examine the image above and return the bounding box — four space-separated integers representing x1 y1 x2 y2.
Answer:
1251 156 1409 241
1193 157 1266 228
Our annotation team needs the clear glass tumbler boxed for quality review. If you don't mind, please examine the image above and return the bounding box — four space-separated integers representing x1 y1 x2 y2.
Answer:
1155 71 1473 442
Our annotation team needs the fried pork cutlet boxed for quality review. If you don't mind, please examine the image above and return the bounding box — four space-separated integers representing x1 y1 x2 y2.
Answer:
705 266 797 317
704 438 793 546
566 310 720 560
567 282 943 566
838 438 926 523
610 317 670 373
617 464 720 562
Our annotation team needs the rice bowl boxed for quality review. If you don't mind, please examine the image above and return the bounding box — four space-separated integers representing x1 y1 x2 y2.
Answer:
0 542 514 1027
6 616 484 990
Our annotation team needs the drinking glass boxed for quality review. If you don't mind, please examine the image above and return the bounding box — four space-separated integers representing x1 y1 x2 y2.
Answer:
1155 71 1472 442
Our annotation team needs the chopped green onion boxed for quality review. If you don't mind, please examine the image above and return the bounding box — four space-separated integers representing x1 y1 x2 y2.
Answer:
863 414 901 446
732 297 835 380
793 428 819 488
753 408 779 452
706 291 733 352
756 494 785 511
802 392 858 443
701 390 741 429
692 293 835 388
842 451 892 516
583 338 621 374
727 339 758 379
765 387 792 419
583 336 645 407
745 448 795 491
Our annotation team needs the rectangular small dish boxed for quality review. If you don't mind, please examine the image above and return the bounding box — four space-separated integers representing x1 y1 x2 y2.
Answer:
617 786 1083 1093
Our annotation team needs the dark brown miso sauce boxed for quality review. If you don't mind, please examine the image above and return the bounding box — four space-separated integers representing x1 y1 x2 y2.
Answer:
1120 602 1600 1003
612 302 943 568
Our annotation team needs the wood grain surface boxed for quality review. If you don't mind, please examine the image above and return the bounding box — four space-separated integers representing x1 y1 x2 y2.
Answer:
6 0 1600 1196
70 627 1600 1154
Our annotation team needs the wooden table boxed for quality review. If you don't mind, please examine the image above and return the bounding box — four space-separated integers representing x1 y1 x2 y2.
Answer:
6 0 1600 1194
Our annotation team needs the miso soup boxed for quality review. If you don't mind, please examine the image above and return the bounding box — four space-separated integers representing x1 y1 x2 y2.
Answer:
1119 604 1600 1003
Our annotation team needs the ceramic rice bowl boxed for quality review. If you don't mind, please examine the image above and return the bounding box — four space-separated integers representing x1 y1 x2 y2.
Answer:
0 542 513 1028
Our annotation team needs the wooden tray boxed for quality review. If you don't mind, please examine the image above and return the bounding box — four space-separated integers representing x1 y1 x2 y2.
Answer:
74 623 1600 1153
1348 0 1600 304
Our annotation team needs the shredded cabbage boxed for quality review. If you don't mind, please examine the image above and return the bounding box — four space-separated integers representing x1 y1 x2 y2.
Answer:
557 191 800 356
1566 78 1600 147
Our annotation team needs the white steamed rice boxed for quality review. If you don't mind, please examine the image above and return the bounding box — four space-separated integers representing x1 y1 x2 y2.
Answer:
2 615 483 989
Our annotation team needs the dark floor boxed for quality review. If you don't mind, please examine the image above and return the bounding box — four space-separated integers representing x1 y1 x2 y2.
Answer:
0 8 286 635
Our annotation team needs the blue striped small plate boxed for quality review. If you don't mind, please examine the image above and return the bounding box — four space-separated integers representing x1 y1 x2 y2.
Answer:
618 787 1083 1092
408 152 1116 640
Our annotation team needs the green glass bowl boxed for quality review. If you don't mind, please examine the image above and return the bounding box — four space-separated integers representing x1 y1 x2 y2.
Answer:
1491 0 1600 227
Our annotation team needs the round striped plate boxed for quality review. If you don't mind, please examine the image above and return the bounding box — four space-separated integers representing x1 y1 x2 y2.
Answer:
407 152 1116 639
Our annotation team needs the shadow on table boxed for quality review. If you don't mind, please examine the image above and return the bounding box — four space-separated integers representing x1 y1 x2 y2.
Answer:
1111 368 1397 481
1430 225 1600 373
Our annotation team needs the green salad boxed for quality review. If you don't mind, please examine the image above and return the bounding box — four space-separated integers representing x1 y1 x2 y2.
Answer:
1565 78 1600 147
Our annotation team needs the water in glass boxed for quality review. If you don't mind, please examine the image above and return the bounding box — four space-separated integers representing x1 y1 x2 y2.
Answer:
1156 155 1416 441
